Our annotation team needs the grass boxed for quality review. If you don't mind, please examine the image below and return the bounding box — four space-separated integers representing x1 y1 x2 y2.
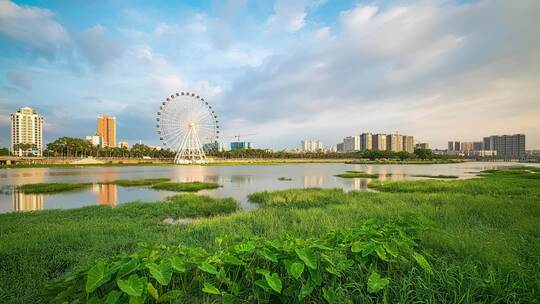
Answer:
0 195 238 303
335 170 379 178
16 182 91 194
107 178 171 187
411 174 459 179
277 176 293 181
1 166 540 302
151 181 220 192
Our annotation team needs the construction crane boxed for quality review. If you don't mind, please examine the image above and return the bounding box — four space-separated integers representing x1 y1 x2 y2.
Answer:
221 133 257 142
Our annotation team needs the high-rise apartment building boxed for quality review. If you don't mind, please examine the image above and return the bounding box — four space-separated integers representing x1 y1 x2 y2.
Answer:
416 143 429 149
300 140 323 152
10 107 43 156
473 141 483 151
386 134 403 152
343 136 360 153
461 142 474 151
372 134 387 151
360 133 372 151
448 141 462 151
483 134 526 159
403 135 414 153
97 115 116 147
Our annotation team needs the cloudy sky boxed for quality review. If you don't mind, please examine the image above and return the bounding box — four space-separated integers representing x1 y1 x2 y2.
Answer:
0 0 539 149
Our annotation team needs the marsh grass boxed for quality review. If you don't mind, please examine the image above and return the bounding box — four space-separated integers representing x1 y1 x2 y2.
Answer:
16 182 91 194
151 181 220 192
411 174 459 179
107 178 171 187
335 170 379 178
1 167 540 303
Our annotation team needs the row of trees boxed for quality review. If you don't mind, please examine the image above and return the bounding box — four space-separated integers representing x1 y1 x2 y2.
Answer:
43 137 175 158
207 147 441 160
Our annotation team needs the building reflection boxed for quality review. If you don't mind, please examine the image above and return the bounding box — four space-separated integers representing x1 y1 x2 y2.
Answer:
93 184 118 207
304 176 324 188
350 178 369 191
12 192 44 212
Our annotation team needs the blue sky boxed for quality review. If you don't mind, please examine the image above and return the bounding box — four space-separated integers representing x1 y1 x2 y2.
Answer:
1 0 539 149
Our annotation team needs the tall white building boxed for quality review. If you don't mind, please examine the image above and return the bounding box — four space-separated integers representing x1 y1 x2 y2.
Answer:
343 136 360 153
360 133 372 151
11 107 43 156
300 140 323 152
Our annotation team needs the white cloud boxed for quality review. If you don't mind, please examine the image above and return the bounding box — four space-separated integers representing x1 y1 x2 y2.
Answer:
0 0 68 57
223 0 540 148
76 24 124 71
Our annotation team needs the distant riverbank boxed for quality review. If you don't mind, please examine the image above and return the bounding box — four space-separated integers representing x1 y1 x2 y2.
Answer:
0 157 470 169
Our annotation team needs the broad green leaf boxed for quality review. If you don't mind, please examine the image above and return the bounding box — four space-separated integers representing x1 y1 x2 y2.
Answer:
308 267 322 286
221 253 244 266
351 241 362 253
202 282 221 295
375 247 388 261
104 290 122 304
170 256 186 273
258 248 278 263
254 279 270 291
235 243 256 252
255 268 270 276
199 262 218 275
295 248 317 269
367 271 389 293
86 261 110 293
263 272 282 293
362 242 378 257
147 260 173 286
117 274 145 297
413 252 433 274
298 281 315 300
129 296 143 304
116 259 139 279
322 287 337 304
157 290 182 302
289 262 304 280
147 282 159 300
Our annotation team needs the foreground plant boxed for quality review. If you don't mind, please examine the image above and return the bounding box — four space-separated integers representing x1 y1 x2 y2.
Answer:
46 214 433 303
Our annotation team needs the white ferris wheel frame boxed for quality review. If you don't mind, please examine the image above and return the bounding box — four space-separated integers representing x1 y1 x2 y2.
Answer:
156 92 219 164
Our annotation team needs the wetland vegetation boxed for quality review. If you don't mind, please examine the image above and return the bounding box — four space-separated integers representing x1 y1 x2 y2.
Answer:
1 167 539 303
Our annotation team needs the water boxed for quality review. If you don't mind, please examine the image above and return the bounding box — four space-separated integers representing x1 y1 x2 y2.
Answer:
0 162 534 214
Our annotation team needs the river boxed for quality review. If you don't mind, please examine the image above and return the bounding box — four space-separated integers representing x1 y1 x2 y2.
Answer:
0 162 534 213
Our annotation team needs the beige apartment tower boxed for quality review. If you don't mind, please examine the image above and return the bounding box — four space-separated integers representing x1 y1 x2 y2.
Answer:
97 115 116 147
403 136 414 153
386 134 403 152
372 134 387 151
10 107 43 156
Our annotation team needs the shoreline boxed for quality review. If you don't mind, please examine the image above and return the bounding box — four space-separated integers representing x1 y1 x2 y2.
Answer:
0 158 472 169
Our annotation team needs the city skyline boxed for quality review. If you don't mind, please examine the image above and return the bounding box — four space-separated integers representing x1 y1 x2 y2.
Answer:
1 0 539 149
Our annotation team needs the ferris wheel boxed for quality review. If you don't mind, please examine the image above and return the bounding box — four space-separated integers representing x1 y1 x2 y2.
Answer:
156 92 219 163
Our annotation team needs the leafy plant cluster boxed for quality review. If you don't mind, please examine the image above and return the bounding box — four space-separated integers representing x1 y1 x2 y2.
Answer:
46 214 433 303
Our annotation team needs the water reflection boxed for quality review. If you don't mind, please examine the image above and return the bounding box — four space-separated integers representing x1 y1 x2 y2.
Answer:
12 191 44 212
304 176 324 187
93 184 118 207
1 162 536 214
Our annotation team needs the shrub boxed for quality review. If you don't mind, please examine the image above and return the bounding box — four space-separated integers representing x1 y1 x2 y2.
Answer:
46 214 433 303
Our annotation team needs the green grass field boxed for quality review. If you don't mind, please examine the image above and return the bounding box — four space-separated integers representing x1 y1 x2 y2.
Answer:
151 181 220 192
16 182 91 194
1 167 539 302
335 170 379 178
410 174 459 179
